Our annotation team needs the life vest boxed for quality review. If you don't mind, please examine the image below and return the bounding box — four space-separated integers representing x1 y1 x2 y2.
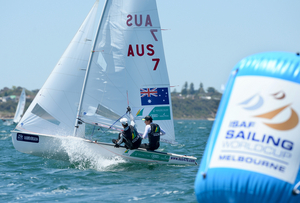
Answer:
148 123 160 149
121 126 141 149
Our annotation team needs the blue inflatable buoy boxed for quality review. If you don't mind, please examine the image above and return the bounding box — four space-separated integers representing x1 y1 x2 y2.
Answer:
195 52 300 203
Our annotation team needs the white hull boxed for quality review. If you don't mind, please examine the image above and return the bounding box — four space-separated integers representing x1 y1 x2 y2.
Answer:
11 131 197 165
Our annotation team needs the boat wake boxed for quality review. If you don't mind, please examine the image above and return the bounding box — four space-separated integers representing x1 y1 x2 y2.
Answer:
60 138 126 171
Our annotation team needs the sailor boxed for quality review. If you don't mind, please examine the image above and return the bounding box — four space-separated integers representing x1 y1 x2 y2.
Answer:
112 107 142 149
140 115 166 151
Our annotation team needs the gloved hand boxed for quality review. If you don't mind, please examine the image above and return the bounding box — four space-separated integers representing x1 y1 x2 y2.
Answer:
126 106 131 113
114 143 120 148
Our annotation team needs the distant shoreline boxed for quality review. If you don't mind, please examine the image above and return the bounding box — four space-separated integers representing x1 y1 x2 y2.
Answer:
1 87 220 122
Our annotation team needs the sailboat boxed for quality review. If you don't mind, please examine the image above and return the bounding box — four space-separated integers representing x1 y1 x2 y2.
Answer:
13 89 26 123
11 0 197 165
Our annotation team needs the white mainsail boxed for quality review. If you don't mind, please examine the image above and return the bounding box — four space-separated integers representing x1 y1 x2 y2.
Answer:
77 0 175 144
16 1 100 136
13 89 26 123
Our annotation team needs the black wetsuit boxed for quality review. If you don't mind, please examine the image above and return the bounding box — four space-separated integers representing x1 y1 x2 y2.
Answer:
117 125 142 149
140 123 160 150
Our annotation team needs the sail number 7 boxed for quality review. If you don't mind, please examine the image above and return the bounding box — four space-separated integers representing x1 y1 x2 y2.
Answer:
152 58 160 70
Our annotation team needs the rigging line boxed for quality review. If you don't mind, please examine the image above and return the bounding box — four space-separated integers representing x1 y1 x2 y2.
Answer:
94 123 107 134
93 110 129 135
91 125 96 139
107 112 127 131
126 90 129 106
99 127 106 133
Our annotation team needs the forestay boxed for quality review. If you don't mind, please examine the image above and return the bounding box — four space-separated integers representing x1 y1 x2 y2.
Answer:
15 1 99 137
78 0 175 144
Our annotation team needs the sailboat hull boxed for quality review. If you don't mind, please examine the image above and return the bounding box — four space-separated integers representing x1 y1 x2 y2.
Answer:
11 131 197 165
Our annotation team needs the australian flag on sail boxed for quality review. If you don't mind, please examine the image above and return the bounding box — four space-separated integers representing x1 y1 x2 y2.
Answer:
140 87 169 106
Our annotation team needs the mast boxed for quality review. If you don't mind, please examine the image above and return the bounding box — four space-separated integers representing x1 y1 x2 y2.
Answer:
73 0 109 136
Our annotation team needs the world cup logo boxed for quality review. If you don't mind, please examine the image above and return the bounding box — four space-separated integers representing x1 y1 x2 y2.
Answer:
239 91 299 131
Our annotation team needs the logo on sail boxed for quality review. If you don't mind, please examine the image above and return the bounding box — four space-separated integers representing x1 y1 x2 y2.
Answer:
239 91 299 131
134 106 171 120
136 108 144 116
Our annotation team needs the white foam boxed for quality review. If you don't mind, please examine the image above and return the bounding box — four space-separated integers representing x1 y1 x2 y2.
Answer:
60 137 126 171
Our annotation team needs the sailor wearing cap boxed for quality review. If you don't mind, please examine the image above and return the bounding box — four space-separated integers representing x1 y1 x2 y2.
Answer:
140 115 166 151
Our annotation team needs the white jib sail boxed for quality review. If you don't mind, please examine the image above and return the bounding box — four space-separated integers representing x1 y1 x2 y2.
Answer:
79 0 176 144
13 89 26 123
16 1 99 137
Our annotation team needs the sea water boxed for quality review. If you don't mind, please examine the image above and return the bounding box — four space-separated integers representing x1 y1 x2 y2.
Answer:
0 120 212 202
